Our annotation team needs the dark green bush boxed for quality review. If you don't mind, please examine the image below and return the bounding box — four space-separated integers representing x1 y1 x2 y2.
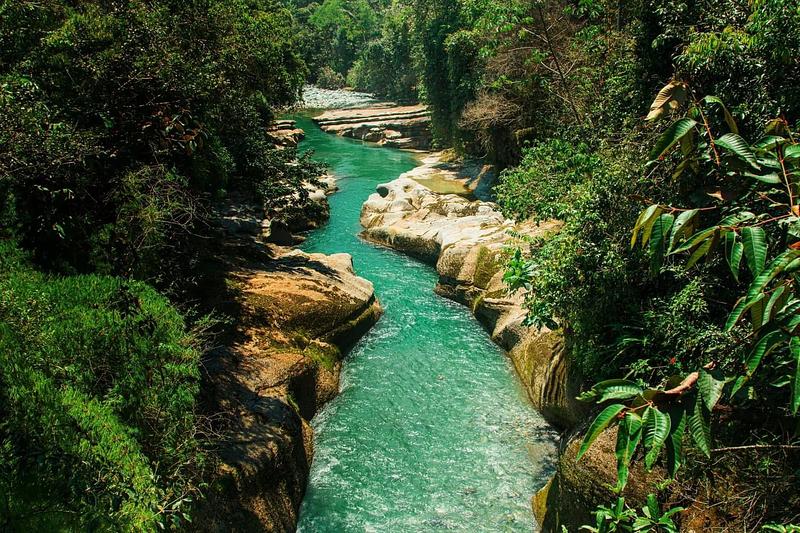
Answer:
0 0 307 286
495 140 603 222
316 66 347 89
0 240 202 531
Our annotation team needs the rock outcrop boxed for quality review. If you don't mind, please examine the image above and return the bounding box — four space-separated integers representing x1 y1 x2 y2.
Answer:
533 428 664 531
314 105 432 150
360 177 585 429
215 176 337 247
195 205 381 532
267 119 305 147
401 151 497 200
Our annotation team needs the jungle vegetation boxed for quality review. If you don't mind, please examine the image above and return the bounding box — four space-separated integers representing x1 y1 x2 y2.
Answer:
1 0 318 529
2 0 800 529
303 0 800 528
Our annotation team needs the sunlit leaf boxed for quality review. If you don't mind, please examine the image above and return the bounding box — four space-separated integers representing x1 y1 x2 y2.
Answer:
731 330 787 395
615 411 643 491
643 407 670 471
688 394 711 458
650 118 698 160
741 226 767 277
724 231 743 282
669 209 698 251
650 213 675 272
697 368 725 411
577 403 626 461
716 133 759 168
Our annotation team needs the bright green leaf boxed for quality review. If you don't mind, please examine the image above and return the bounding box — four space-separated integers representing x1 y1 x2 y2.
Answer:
724 231 744 282
741 226 767 277
650 118 698 160
715 133 759 168
577 404 626 461
688 394 711 458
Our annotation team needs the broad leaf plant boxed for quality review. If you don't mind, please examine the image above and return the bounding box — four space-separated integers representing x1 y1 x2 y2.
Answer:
578 81 800 505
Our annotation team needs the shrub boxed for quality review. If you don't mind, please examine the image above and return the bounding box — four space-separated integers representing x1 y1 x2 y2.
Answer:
0 240 203 531
316 65 347 89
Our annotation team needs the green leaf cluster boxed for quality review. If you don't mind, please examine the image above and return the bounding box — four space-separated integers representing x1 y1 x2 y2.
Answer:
0 241 202 530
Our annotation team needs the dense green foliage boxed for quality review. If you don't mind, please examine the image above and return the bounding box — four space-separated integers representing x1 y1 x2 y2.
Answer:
485 0 800 528
1 0 310 285
3 0 800 528
296 0 800 524
1 1 316 528
0 242 202 530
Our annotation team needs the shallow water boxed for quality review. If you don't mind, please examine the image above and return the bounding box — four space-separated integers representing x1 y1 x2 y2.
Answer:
294 115 556 532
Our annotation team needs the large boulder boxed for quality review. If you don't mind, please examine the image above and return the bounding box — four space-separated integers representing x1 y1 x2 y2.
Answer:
534 429 664 532
196 248 382 532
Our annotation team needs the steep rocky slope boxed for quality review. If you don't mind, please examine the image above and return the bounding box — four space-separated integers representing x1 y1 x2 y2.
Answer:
194 189 382 531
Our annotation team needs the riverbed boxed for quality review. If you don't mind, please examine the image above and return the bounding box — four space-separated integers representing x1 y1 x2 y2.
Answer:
294 115 556 532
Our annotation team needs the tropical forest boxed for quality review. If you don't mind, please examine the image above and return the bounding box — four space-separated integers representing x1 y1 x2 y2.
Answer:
1 0 799 531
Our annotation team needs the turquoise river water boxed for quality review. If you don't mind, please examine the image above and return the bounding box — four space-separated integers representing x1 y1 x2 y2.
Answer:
294 115 556 532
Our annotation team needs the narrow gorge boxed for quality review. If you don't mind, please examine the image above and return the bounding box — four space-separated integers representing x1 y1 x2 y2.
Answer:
289 113 560 531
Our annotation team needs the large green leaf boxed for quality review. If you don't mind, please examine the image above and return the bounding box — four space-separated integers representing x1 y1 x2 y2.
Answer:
752 135 788 150
791 337 800 414
784 144 800 161
741 226 767 277
686 236 714 268
749 295 767 331
672 224 722 254
731 330 788 395
688 394 711 458
724 231 744 282
632 205 661 248
762 284 789 328
577 403 626 461
650 118 698 160
596 379 645 402
697 368 726 411
615 411 643 491
643 407 671 471
715 133 759 168
664 404 686 476
746 250 800 301
744 170 782 184
725 293 765 331
669 209 698 251
650 213 675 273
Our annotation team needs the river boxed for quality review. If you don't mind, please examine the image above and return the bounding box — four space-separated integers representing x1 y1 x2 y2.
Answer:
293 115 556 532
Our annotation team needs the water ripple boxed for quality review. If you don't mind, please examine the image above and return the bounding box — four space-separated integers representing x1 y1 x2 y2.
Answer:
294 116 557 532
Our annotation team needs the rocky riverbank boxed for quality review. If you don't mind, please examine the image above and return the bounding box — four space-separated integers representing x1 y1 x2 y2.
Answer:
358 177 653 531
400 151 497 200
194 183 382 531
313 104 432 149
359 177 585 430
